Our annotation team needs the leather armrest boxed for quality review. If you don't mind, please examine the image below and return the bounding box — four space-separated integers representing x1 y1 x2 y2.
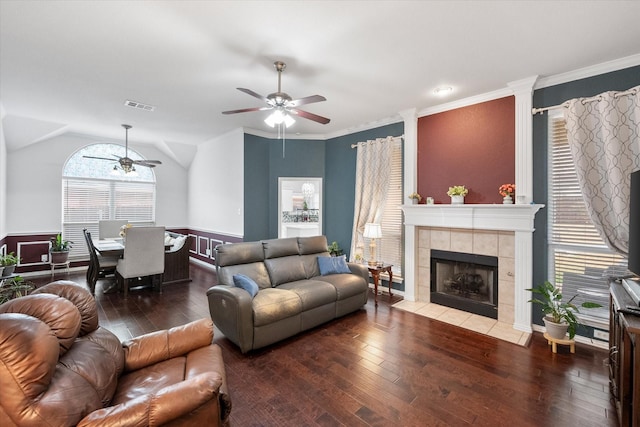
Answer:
123 318 213 372
206 285 254 353
77 372 223 426
347 262 369 283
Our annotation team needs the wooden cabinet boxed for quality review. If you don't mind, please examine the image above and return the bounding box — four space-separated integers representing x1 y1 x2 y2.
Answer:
609 282 640 427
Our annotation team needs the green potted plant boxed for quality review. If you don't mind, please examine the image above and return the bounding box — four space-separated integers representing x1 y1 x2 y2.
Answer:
0 252 20 277
50 233 73 264
527 280 602 339
0 275 35 304
328 241 343 257
447 185 468 204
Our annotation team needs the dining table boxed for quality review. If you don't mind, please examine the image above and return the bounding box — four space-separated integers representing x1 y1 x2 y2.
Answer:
93 239 125 257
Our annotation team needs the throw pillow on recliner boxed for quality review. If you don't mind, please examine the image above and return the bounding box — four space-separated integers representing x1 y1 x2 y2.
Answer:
317 255 351 275
233 274 259 298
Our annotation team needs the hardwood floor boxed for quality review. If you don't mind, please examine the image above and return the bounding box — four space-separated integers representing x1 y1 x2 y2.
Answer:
31 265 618 426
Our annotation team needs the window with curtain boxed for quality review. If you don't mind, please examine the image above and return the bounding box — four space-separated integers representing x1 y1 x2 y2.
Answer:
62 143 156 260
378 139 403 278
548 113 627 326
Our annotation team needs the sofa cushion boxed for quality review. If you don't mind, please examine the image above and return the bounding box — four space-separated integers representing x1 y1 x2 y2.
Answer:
318 255 351 275
233 274 259 298
216 241 264 267
262 237 300 259
316 273 369 300
278 280 337 310
300 253 322 278
298 236 329 254
264 256 307 286
252 288 302 327
218 262 272 289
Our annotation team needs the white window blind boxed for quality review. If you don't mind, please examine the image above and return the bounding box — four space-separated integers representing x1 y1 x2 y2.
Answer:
61 143 157 261
378 138 403 278
548 113 627 325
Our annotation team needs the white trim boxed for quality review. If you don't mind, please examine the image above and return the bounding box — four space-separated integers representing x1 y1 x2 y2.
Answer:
418 87 514 117
534 53 640 90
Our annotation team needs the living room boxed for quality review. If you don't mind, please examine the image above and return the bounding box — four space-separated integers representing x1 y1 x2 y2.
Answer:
2 2 640 425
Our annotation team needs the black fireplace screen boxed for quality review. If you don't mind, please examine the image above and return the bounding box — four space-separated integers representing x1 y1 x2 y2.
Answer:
430 249 498 319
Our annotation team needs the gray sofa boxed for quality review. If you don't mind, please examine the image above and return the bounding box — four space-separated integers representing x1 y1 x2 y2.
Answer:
206 236 369 353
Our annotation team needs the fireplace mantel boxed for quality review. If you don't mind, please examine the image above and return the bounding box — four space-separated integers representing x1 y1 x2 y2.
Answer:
401 203 545 334
402 203 544 232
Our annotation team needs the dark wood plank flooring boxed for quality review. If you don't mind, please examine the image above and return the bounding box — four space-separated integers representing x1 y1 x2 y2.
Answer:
30 265 618 426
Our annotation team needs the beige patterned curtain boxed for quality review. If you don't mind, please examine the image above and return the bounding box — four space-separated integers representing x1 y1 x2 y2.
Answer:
349 136 397 260
564 85 640 254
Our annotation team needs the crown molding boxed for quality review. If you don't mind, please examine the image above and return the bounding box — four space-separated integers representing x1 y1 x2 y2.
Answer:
417 87 514 117
534 53 640 89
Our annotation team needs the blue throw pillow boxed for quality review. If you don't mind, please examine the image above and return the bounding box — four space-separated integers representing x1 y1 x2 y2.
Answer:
317 255 352 276
233 274 259 298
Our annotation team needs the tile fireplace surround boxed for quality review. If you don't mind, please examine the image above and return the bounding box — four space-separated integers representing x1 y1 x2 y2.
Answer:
398 204 544 345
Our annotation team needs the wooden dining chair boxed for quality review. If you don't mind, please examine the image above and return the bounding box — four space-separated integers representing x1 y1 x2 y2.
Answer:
82 229 118 294
116 226 165 298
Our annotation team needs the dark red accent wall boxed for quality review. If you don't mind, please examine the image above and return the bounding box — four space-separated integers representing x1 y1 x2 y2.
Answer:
417 96 515 204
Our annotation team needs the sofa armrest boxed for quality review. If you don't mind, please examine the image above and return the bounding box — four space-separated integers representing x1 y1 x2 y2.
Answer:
77 372 223 426
347 262 369 284
123 318 213 371
206 285 254 353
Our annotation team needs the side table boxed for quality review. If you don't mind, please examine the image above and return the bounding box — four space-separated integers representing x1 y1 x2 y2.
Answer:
368 263 393 306
50 260 70 278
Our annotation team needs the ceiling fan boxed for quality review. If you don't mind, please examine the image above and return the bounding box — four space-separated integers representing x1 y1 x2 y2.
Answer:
222 61 330 126
83 124 162 173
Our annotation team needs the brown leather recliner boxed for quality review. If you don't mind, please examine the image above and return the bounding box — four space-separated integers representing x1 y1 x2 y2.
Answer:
0 281 231 427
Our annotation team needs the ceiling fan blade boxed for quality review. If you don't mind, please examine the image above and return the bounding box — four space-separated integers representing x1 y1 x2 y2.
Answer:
287 95 326 108
133 159 162 166
237 88 270 103
83 155 117 161
222 106 271 115
290 108 331 125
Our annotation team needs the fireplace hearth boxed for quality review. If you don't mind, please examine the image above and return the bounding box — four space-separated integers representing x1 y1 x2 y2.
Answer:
430 249 498 319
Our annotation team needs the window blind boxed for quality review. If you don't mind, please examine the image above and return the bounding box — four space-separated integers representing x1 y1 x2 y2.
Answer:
548 114 627 324
378 138 403 278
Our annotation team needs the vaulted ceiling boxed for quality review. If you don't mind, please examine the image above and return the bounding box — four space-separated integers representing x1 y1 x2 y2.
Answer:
2 1 640 166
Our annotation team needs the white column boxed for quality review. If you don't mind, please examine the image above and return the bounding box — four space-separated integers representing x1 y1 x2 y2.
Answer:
513 230 533 332
400 108 418 301
507 76 538 205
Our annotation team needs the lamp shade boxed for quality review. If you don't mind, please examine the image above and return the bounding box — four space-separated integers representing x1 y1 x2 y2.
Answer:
363 223 382 239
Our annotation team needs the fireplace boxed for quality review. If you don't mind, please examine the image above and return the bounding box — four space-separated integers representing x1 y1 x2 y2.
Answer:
430 249 498 319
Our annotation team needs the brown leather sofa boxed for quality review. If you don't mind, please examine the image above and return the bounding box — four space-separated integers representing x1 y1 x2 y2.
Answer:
0 281 231 427
207 235 369 353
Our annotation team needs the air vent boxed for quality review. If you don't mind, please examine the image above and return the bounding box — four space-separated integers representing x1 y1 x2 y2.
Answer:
124 100 156 112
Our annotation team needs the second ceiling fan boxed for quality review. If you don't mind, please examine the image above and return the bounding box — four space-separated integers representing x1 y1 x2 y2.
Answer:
222 61 330 126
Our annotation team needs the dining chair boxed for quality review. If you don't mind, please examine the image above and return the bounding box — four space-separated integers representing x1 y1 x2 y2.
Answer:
82 229 119 294
98 219 128 240
116 226 165 298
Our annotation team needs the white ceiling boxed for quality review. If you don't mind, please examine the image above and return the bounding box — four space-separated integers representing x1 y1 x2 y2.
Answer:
2 1 640 164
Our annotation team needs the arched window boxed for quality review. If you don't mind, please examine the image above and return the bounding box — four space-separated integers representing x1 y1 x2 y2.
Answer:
62 143 157 260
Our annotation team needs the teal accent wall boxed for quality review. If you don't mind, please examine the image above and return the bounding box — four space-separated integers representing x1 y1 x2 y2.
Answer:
532 65 640 328
325 122 405 290
244 134 326 241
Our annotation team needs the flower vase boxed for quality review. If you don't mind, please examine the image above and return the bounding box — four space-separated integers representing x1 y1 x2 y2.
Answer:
503 195 513 204
450 195 464 205
411 199 418 205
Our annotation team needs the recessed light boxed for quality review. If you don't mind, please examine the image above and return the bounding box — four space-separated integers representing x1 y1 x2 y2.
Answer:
433 86 453 96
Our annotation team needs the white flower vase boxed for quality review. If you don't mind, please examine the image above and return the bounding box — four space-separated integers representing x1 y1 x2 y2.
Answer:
503 195 513 204
411 199 418 205
450 195 464 204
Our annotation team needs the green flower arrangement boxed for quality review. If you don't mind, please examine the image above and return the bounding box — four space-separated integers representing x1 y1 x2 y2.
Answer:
447 185 468 197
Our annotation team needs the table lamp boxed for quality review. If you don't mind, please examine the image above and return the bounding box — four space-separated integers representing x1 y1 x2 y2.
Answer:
363 223 382 266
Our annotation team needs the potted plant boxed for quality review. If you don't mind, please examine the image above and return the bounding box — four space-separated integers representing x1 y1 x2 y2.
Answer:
0 275 35 304
447 185 468 204
408 192 422 204
328 241 343 257
527 280 602 339
499 183 515 204
50 233 73 264
0 252 20 277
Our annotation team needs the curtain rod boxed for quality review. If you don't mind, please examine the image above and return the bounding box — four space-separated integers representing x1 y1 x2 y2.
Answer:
532 86 638 115
350 135 404 149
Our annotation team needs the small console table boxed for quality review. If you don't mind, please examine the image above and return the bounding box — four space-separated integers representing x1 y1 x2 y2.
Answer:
368 263 393 306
